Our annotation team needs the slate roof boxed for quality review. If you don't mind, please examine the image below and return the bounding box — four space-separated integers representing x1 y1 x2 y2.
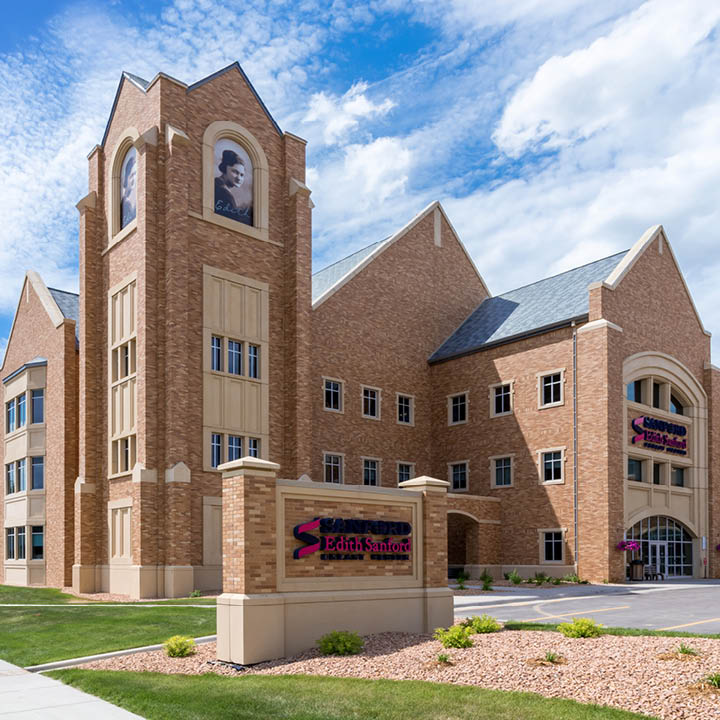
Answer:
48 288 80 341
429 250 628 363
312 238 389 303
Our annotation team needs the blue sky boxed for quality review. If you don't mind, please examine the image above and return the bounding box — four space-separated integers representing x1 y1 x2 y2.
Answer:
1 0 719 360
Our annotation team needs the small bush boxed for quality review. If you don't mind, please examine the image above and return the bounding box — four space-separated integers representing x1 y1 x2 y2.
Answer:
456 570 469 590
164 635 196 658
188 589 202 598
437 653 451 664
551 577 561 585
557 617 604 638
533 572 549 585
434 625 474 648
678 643 699 656
503 572 510 581
469 614 501 634
705 673 720 689
508 569 522 585
544 650 561 664
318 630 364 656
561 573 581 583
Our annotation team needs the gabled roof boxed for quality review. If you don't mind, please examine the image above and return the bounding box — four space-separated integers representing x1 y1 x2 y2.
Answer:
311 201 489 308
3 357 47 384
48 288 80 340
430 251 628 363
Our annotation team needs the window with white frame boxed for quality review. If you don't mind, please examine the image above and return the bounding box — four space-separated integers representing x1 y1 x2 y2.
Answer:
491 383 512 417
539 449 564 484
31 526 44 560
542 530 564 563
248 345 260 379
5 462 15 495
211 433 223 468
31 389 44 424
228 435 243 461
627 457 644 483
448 393 468 425
17 527 26 560
324 453 343 484
539 371 563 408
210 433 261 467
362 387 380 419
450 462 468 491
248 437 260 458
492 456 512 487
323 379 343 412
17 459 26 492
228 340 243 375
397 462 414 484
363 458 379 486
5 393 26 434
397 394 414 425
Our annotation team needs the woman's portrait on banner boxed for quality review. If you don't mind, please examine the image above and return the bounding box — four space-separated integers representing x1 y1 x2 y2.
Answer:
120 146 137 229
214 139 253 226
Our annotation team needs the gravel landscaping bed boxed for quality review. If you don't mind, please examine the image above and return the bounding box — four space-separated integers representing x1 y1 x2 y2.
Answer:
73 630 720 719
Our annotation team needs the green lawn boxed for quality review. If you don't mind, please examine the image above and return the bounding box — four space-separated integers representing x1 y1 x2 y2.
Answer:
504 621 720 640
48 672 656 720
0 606 216 666
0 585 80 604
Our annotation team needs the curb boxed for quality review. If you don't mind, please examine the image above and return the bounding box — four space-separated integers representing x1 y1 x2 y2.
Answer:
25 635 217 673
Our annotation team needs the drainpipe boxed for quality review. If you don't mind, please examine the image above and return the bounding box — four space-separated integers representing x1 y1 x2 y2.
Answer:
572 321 579 574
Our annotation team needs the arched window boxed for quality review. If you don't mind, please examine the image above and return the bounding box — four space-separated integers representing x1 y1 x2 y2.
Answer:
670 393 684 416
625 516 693 577
119 146 137 229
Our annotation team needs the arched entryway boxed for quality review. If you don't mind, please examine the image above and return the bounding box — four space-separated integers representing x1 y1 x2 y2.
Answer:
624 515 695 577
447 511 481 578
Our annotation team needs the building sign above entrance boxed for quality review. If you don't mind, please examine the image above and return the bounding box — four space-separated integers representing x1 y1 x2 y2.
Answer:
293 517 412 562
631 415 688 456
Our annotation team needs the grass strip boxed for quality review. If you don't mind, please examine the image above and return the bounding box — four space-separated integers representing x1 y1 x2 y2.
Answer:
48 671 656 720
0 606 216 666
0 585 79 604
504 621 720 639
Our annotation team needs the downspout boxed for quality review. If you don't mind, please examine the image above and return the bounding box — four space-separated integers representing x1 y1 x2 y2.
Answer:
572 321 579 574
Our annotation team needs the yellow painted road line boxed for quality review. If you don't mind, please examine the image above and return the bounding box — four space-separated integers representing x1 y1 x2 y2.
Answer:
658 617 720 631
518 605 630 623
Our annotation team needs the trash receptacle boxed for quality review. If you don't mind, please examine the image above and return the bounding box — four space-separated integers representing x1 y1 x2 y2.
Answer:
630 559 644 581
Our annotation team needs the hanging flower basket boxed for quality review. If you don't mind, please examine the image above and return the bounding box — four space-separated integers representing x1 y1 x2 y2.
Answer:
617 540 640 552
716 544 720 552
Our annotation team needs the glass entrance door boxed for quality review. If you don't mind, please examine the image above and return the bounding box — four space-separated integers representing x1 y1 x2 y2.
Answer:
648 541 667 576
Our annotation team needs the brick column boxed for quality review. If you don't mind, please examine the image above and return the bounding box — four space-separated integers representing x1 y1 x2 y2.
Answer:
72 478 96 593
163 462 194 597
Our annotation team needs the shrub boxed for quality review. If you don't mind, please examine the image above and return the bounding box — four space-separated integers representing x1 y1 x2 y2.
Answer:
164 635 196 658
678 643 699 656
704 673 720 689
503 572 510 581
468 614 501 634
188 589 202 598
508 569 522 585
318 630 364 656
551 577 561 585
557 618 604 638
437 653 451 664
456 570 469 590
533 572 549 585
434 625 474 648
561 573 581 583
479 569 493 591
544 650 561 664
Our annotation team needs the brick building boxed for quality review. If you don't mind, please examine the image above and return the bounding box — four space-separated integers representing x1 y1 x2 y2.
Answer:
2 63 718 596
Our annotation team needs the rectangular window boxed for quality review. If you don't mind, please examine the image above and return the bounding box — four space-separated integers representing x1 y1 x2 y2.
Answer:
363 459 379 486
31 389 44 424
494 457 512 487
17 459 26 492
671 466 685 487
652 381 661 409
397 395 413 425
31 457 44 490
6 400 15 433
450 394 467 424
627 380 643 404
6 528 15 560
324 380 342 412
16 527 26 560
543 531 563 562
31 526 43 560
494 384 511 416
17 394 26 428
211 433 222 469
451 462 467 491
121 438 130 473
541 373 562 406
211 336 223 372
543 451 563 483
324 454 342 484
6 462 15 494
397 463 412 484
228 435 243 461
627 458 643 483
653 463 662 485
228 340 243 375
248 437 260 458
248 345 260 379
362 387 379 419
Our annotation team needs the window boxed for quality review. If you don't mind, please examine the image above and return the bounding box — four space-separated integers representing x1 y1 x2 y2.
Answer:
493 457 512 487
17 459 26 492
397 395 413 425
211 433 222 469
248 345 259 379
450 462 468 491
670 394 684 415
362 387 380 419
397 463 413 484
17 394 26 428
363 459 379 486
540 372 563 407
31 389 44 424
248 437 260 458
6 528 15 560
324 454 343 484
16 527 25 560
542 451 563 483
119 146 137 230
228 435 243 461
671 466 685 487
31 526 44 560
211 336 223 372
323 379 343 412
6 399 15 433
6 463 15 494
449 393 467 425
626 380 643 404
627 458 643 483
543 531 563 563
653 462 663 485
31 457 44 490
492 384 512 416
228 341 243 375
652 381 662 409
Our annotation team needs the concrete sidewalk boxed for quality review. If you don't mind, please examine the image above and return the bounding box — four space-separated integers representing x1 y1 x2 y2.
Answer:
0 658 143 719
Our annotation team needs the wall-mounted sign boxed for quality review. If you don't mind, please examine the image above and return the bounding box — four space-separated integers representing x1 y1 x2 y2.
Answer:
293 517 412 561
631 415 688 456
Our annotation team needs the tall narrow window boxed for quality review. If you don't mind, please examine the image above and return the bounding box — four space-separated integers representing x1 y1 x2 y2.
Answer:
541 373 562 406
6 528 14 560
627 380 643 404
670 394 684 415
653 463 662 485
120 146 137 229
627 458 643 483
543 531 563 562
6 463 15 494
248 345 259 379
31 526 44 560
324 454 342 484
363 459 379 486
493 384 511 416
31 457 44 490
652 381 662 409
228 340 243 375
17 394 26 428
397 463 412 484
324 380 342 412
542 451 563 483
31 389 44 424
451 462 467 491
211 433 223 468
449 394 467 424
362 388 379 419
494 457 512 487
16 527 25 560
6 400 15 433
211 336 223 372
397 395 413 425
228 435 243 461
248 437 260 458
17 459 26 492
671 467 685 487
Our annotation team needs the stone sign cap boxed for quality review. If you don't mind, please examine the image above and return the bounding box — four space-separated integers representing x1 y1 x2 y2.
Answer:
398 476 450 492
218 457 281 476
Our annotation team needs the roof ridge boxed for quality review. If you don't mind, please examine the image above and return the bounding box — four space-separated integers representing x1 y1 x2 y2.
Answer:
312 237 390 277
47 287 79 297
